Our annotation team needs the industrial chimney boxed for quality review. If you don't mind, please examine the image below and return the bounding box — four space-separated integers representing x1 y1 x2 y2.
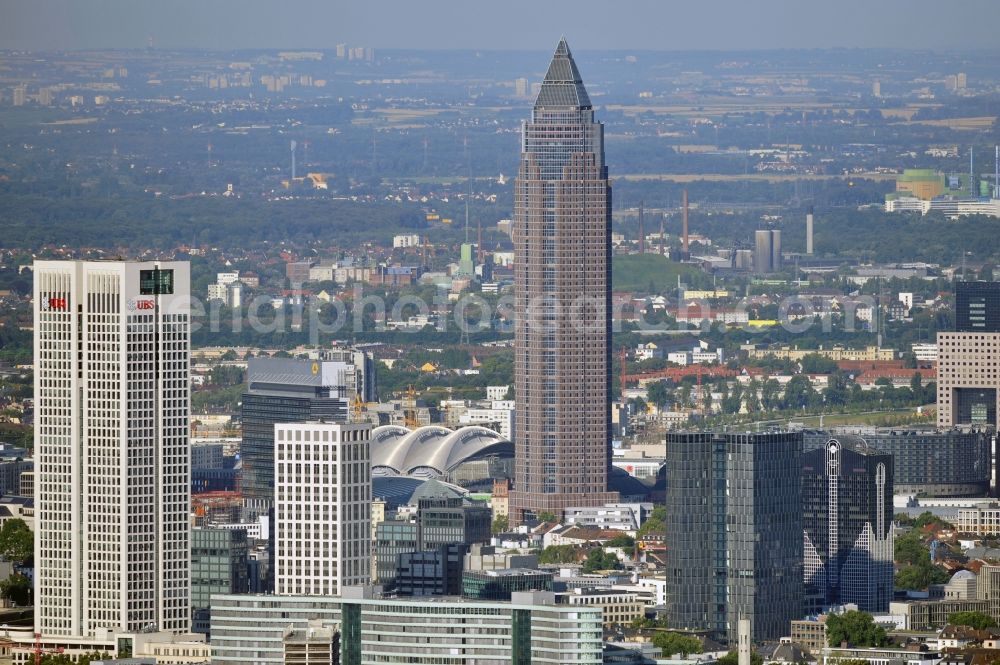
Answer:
806 206 814 255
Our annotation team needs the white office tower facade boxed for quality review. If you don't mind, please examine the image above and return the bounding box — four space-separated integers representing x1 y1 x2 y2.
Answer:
34 260 191 637
274 422 371 596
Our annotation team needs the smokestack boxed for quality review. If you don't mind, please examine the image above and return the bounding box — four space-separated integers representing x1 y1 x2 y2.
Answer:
771 229 781 271
638 202 645 254
806 205 814 255
659 213 666 256
682 189 689 258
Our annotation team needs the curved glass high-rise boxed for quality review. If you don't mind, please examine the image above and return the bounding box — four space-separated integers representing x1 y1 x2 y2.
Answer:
509 39 617 523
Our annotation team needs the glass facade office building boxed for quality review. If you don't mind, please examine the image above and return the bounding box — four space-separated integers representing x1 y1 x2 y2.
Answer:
240 358 352 502
210 589 603 665
802 437 893 614
191 527 249 635
374 497 491 589
665 431 803 644
955 281 1000 332
802 427 991 497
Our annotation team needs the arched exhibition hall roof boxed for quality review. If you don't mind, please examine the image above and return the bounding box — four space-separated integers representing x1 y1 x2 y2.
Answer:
371 425 513 478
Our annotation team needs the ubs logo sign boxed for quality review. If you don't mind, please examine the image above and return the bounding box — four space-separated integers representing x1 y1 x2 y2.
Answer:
41 297 68 311
127 298 155 311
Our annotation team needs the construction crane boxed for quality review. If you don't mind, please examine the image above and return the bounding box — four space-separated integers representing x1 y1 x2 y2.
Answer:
403 385 420 428
352 394 368 423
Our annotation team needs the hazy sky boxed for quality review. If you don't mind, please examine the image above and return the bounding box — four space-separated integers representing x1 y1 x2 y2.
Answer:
1 0 998 52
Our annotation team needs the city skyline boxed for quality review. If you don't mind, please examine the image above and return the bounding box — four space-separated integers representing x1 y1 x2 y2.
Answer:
6 6 1000 660
3 0 1000 52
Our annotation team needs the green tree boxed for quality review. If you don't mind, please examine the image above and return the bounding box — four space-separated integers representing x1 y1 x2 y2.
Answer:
537 511 558 524
894 531 929 566
800 354 838 374
782 374 819 410
948 611 997 629
606 533 636 549
913 511 953 530
537 545 579 565
744 379 761 412
638 506 667 539
722 381 743 414
652 632 703 658
0 573 30 605
894 561 950 591
761 378 782 411
491 515 509 534
582 548 622 573
0 519 33 565
826 610 888 647
646 381 672 408
824 371 852 406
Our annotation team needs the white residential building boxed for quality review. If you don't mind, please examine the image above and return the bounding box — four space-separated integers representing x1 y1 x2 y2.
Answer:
886 196 1000 218
207 283 227 302
956 502 1000 535
911 343 938 362
459 407 514 440
217 271 240 286
486 385 510 401
393 234 422 249
563 503 654 531
309 265 336 282
274 422 372 596
635 343 663 362
33 260 191 637
667 351 691 366
691 348 725 364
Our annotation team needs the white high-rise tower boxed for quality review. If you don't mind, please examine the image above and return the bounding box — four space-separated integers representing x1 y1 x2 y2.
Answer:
274 421 372 596
33 260 191 637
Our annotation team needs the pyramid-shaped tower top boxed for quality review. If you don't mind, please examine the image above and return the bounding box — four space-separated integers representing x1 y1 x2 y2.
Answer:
534 37 592 109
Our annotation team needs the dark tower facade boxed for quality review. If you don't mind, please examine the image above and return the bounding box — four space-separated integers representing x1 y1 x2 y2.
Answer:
956 281 1000 333
802 436 894 614
509 39 617 523
665 431 803 644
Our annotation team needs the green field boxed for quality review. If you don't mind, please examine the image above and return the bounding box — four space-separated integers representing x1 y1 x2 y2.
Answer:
612 253 701 293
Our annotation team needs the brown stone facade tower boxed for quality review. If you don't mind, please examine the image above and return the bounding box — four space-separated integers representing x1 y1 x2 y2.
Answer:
509 39 618 524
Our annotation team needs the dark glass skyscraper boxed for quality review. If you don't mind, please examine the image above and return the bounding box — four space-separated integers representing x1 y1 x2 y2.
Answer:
802 436 894 614
955 281 1000 332
509 38 617 523
240 358 352 502
665 431 803 644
